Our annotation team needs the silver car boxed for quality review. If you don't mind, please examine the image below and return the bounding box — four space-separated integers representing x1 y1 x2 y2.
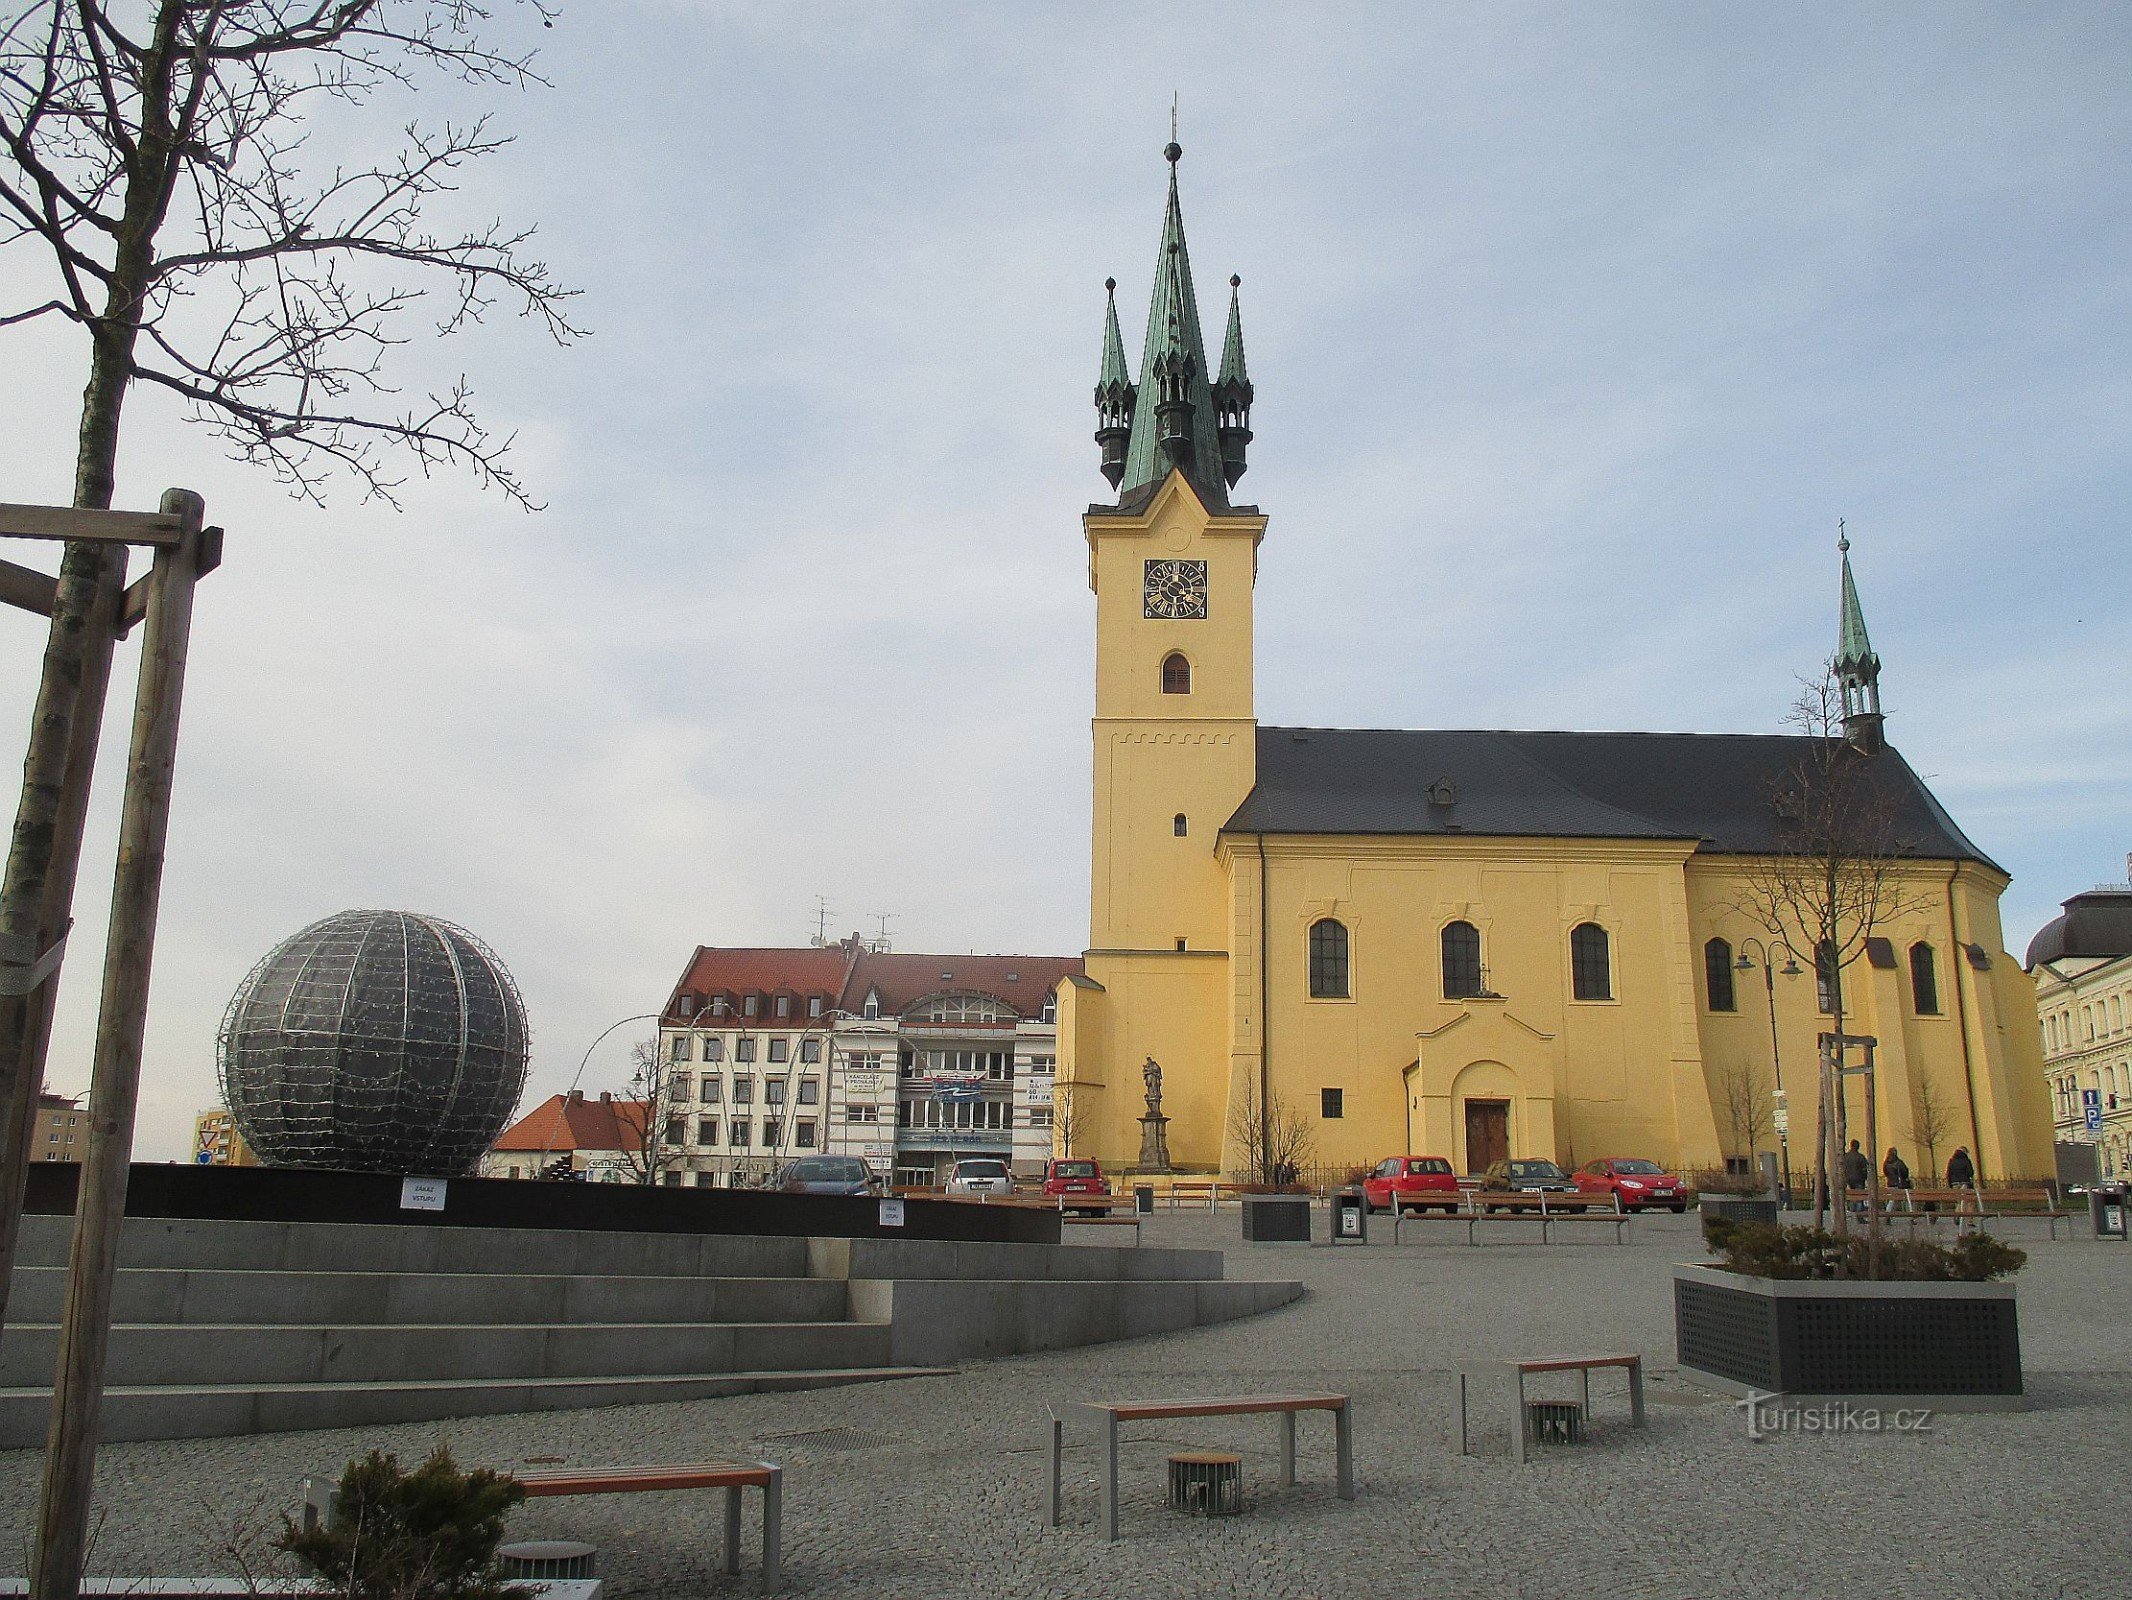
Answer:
945 1158 1014 1196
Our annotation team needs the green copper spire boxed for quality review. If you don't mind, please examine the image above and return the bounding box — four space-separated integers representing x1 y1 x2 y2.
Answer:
1116 139 1228 505
1093 277 1135 487
1213 273 1253 486
1832 521 1885 751
1217 274 1249 389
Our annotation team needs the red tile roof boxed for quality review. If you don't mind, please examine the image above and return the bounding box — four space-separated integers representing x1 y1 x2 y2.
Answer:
661 943 861 1023
660 941 1083 1026
845 951 1083 1019
491 1091 651 1153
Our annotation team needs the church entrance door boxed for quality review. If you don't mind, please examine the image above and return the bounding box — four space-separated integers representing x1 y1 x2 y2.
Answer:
1464 1099 1510 1174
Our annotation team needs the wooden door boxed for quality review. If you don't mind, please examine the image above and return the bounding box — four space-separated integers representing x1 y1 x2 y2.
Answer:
1464 1100 1510 1173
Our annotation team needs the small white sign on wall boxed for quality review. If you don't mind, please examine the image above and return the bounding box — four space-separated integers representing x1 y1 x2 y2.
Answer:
878 1197 906 1228
399 1176 447 1212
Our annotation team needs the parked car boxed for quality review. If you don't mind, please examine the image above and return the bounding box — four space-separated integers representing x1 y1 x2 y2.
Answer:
1043 1157 1110 1213
1480 1158 1576 1194
945 1158 1015 1196
775 1155 876 1196
1574 1157 1687 1212
1361 1155 1461 1214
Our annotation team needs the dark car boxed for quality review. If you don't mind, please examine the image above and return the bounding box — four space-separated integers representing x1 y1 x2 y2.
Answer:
1480 1158 1575 1194
776 1155 876 1195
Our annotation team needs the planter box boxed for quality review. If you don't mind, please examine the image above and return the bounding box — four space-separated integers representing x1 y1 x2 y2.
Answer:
1673 1263 2021 1402
1699 1196 1780 1227
1240 1194 1311 1243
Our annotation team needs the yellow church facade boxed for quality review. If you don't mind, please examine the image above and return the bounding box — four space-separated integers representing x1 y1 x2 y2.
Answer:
1056 145 2054 1186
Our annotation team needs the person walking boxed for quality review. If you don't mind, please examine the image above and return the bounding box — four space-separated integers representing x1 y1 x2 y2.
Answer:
1883 1146 1912 1211
1947 1146 1977 1211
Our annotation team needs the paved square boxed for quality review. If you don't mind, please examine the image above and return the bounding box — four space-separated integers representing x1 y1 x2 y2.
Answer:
4 1212 2125 1597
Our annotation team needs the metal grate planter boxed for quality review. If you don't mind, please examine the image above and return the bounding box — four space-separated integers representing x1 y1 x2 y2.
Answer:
499 1541 598 1580
1167 1451 1244 1516
1673 1263 2023 1405
1526 1400 1584 1445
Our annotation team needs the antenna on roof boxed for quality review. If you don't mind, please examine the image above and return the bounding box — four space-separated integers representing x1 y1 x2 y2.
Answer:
809 895 832 948
869 912 894 954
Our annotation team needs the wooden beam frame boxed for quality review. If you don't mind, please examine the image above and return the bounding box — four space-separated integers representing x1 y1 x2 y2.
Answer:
0 503 186 547
0 556 59 617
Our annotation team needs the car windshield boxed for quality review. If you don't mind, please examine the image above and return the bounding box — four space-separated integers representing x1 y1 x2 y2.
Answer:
1054 1160 1097 1177
1613 1159 1664 1175
1510 1161 1563 1178
957 1161 1009 1177
1407 1159 1450 1174
791 1157 866 1181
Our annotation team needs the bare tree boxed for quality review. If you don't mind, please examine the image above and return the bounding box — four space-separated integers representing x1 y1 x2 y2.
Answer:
1910 1070 1956 1182
0 0 579 1310
612 1038 679 1187
1225 1076 1315 1188
1735 666 1927 1262
1718 1057 1773 1170
1049 1078 1081 1163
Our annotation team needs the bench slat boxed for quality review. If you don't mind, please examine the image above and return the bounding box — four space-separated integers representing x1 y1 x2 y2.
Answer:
1091 1394 1347 1422
519 1463 772 1496
1512 1355 1637 1375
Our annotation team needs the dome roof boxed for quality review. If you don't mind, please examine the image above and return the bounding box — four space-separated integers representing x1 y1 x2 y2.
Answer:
2026 887 2132 969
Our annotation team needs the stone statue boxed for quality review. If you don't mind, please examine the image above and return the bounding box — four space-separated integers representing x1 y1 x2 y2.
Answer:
1136 1056 1171 1171
1142 1055 1163 1116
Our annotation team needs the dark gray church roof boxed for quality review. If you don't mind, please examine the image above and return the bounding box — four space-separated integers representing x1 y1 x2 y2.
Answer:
2025 887 2132 969
1223 727 1997 868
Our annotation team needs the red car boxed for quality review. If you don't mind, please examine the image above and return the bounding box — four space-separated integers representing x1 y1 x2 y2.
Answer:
1575 1157 1687 1212
1043 1157 1110 1214
1361 1155 1461 1214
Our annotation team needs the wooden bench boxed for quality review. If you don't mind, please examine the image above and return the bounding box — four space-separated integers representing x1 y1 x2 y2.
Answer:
1046 1393 1353 1540
1861 1186 2072 1239
1394 1201 1629 1246
1458 1355 1646 1463
1469 1191 1630 1242
1392 1210 1477 1245
1166 1180 1221 1210
303 1460 783 1588
1060 1211 1142 1244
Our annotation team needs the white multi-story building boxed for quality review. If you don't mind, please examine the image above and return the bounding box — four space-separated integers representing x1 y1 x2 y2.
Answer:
2027 864 2132 1181
653 938 1081 1186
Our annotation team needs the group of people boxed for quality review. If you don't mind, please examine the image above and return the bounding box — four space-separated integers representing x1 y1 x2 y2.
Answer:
1840 1139 1977 1210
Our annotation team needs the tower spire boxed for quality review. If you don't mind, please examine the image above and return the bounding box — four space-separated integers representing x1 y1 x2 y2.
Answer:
1214 273 1253 486
1092 277 1135 488
1103 136 1231 506
1832 520 1885 752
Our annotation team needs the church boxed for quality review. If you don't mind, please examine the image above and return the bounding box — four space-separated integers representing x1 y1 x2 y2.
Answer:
1053 143 2054 1185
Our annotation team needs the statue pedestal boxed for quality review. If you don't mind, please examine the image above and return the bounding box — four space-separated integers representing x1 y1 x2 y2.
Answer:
1135 1112 1172 1173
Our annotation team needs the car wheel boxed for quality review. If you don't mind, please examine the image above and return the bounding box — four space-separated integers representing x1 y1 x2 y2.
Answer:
1670 1202 1687 1214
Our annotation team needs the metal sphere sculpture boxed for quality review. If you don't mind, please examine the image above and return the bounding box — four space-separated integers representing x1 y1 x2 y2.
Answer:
217 910 530 1175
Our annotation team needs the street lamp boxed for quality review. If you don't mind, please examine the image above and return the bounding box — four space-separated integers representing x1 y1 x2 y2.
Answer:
537 1012 662 1177
1735 938 1802 1201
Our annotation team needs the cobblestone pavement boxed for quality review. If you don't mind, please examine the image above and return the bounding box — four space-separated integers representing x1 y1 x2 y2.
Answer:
4 1212 2127 1598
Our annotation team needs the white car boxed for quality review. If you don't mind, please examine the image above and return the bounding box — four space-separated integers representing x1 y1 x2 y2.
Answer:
945 1158 1015 1196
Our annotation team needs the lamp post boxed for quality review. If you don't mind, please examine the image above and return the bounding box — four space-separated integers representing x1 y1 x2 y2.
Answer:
538 1012 660 1177
1735 938 1801 1202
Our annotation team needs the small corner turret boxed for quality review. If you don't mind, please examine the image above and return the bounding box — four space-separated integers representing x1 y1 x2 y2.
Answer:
1090 137 1247 508
1833 522 1885 754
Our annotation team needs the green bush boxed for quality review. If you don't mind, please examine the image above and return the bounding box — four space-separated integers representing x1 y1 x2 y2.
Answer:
277 1447 530 1600
1706 1221 2025 1282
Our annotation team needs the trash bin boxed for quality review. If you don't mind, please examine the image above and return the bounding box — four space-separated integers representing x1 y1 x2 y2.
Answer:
1330 1186 1367 1244
1134 1183 1155 1216
2091 1187 2129 1240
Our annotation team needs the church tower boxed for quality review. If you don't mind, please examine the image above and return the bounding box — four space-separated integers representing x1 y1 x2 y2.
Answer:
1833 526 1885 753
1084 141 1265 954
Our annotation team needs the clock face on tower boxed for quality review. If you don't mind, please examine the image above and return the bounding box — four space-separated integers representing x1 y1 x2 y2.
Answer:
1143 559 1209 620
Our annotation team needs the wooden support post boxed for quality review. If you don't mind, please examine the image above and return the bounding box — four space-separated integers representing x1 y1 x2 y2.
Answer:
30 490 208 1600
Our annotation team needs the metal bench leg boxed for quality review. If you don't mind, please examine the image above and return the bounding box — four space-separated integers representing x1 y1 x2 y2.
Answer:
1580 1368 1591 1420
1102 1412 1120 1542
1278 1411 1296 1487
760 1468 782 1591
1046 1414 1065 1527
1458 1372 1469 1455
723 1485 742 1576
1335 1400 1354 1498
1512 1369 1528 1464
1629 1358 1646 1428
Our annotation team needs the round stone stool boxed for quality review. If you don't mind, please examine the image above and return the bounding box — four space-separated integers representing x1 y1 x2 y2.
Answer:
1166 1450 1244 1517
498 1540 598 1580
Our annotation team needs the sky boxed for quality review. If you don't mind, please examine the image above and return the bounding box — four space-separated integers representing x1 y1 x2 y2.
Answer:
3 3 2128 1162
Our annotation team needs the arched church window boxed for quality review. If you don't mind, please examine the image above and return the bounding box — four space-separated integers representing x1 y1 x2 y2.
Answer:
1814 939 1839 1015
1704 938 1736 1012
1308 919 1349 999
1910 942 1940 1016
1161 653 1192 694
1570 923 1612 1001
1441 921 1482 999
1173 813 1187 837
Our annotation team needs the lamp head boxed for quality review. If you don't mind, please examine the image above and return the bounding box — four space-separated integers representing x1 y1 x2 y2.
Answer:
1735 954 1752 972
1780 958 1803 978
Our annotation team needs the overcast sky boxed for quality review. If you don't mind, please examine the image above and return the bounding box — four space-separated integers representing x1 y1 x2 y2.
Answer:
4 3 2127 1161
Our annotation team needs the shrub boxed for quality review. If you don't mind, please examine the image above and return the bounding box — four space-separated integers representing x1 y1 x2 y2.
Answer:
277 1447 530 1600
1705 1221 2025 1282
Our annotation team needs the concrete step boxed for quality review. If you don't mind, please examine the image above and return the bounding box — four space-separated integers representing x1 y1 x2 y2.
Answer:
0 1365 954 1447
4 1265 850 1328
824 1236 1230 1283
16 1215 814 1280
0 1318 894 1389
